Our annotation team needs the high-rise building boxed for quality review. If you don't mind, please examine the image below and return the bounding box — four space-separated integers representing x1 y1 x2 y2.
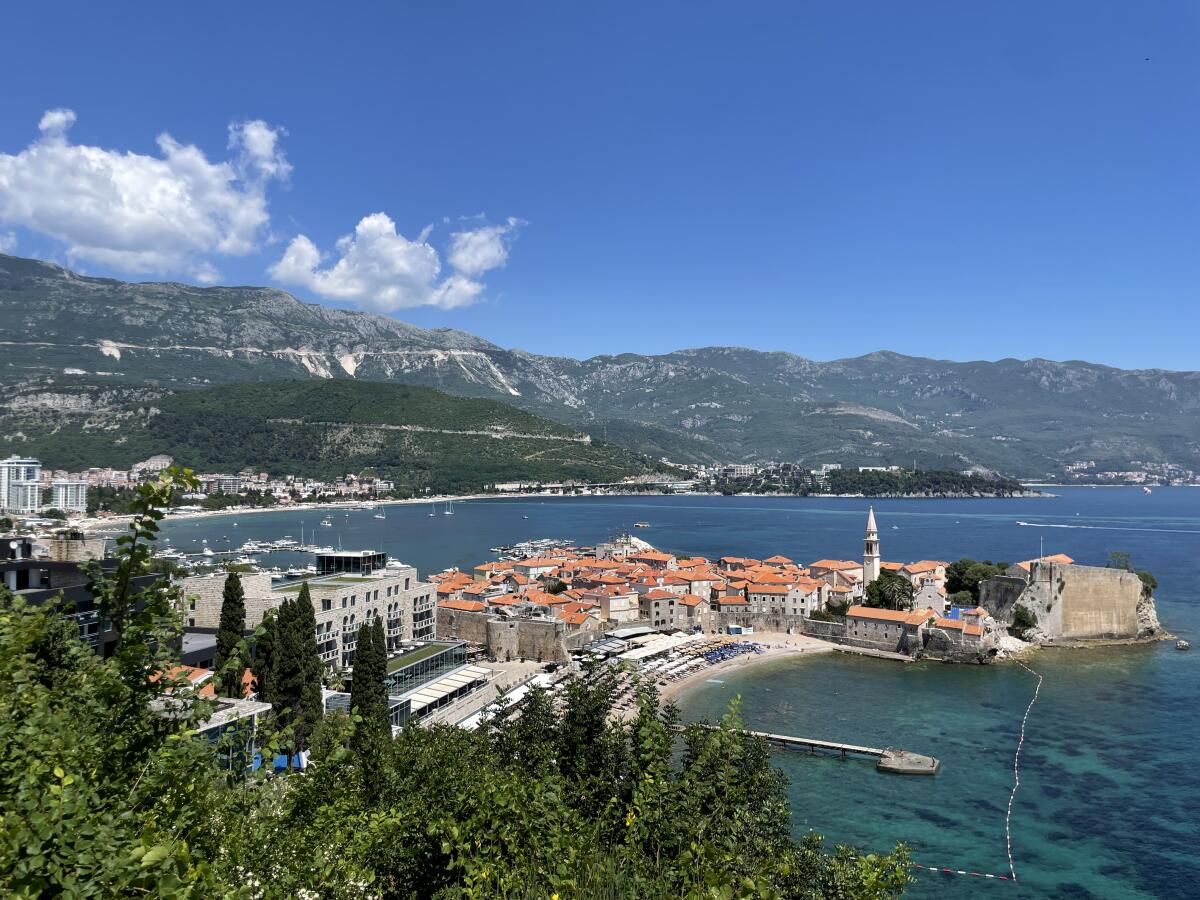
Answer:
0 456 42 515
51 479 89 514
863 506 880 584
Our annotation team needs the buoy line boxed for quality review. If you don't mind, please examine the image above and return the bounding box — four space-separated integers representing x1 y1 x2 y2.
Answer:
1005 661 1043 883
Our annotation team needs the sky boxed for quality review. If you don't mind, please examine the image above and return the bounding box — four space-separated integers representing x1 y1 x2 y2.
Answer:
1 2 1197 369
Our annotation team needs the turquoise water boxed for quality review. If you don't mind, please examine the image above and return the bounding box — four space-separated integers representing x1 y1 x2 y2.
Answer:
159 488 1200 898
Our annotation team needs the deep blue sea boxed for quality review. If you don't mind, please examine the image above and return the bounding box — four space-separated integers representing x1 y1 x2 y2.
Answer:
158 488 1200 899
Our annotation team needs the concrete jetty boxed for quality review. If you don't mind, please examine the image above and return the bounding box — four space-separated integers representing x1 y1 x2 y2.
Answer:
680 724 940 775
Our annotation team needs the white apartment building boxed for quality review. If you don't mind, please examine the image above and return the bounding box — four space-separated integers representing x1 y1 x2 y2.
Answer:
0 456 42 515
51 479 89 514
180 552 436 671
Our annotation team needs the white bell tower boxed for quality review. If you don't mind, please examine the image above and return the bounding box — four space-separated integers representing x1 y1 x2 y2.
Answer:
863 506 880 583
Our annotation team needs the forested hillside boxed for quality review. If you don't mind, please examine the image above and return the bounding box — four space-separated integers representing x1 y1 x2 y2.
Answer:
4 380 674 492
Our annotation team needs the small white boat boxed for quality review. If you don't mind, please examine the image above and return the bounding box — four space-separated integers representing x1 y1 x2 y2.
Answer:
202 547 214 557
1143 486 1152 495
319 517 333 527
634 521 650 528
444 499 454 516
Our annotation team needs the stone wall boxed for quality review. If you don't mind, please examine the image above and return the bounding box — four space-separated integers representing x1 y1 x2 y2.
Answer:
979 575 1028 624
436 608 597 662
179 573 276 629
984 562 1157 642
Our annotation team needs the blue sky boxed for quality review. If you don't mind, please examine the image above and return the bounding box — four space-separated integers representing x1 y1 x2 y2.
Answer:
1 3 1196 368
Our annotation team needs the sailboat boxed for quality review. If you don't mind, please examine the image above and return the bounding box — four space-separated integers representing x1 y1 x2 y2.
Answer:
428 502 436 517
373 509 386 519
443 499 454 516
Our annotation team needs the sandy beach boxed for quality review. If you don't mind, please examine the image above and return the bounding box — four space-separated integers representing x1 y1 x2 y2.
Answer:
79 490 588 533
657 631 836 705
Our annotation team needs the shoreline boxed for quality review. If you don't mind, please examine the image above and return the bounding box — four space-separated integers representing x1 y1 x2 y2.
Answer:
656 632 836 706
81 485 1062 533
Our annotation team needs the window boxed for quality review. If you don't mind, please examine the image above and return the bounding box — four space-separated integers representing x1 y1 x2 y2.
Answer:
322 598 332 612
405 578 410 590
350 594 356 606
341 597 347 608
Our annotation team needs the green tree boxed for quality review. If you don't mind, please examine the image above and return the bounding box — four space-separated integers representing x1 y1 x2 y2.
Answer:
252 607 278 705
1011 603 1038 637
274 583 324 761
213 572 246 698
864 571 915 610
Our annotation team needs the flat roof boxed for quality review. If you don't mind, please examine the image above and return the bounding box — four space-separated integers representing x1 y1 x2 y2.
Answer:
403 665 493 714
273 575 376 593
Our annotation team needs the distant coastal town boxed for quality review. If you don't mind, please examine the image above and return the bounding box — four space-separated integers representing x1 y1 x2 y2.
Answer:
1 451 1058 532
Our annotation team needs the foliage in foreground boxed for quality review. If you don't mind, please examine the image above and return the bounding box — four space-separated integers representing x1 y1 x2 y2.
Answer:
0 470 911 899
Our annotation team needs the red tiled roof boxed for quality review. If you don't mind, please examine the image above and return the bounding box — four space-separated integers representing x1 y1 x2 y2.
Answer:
438 599 486 612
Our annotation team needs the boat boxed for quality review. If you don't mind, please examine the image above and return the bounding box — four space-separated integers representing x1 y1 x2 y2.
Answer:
373 512 386 519
202 547 214 557
429 502 436 517
319 517 333 527
1178 640 1191 651
1143 486 1153 495
444 499 454 516
634 521 651 528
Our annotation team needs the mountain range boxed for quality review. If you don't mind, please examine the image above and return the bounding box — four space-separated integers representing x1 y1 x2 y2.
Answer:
3 252 1198 478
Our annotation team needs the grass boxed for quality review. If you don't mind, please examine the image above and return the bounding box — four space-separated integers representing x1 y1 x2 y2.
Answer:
387 642 452 672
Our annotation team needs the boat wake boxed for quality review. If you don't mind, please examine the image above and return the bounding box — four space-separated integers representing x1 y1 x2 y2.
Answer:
1016 521 1200 535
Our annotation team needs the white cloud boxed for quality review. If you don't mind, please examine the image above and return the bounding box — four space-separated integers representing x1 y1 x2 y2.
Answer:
0 231 15 254
0 109 288 280
270 212 520 311
446 217 522 276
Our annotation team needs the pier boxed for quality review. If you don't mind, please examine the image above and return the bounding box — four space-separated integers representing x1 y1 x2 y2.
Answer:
680 725 940 775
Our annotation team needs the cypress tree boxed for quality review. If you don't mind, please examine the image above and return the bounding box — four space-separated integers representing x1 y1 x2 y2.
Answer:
370 615 387 715
349 621 375 717
252 607 278 706
214 572 246 698
291 583 324 753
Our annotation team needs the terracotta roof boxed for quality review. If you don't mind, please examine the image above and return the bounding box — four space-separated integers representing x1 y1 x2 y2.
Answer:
933 617 983 636
438 599 487 612
642 588 678 601
810 559 862 571
1016 553 1074 572
747 583 790 594
718 595 749 605
764 555 794 564
846 606 935 626
903 560 947 573
679 593 705 607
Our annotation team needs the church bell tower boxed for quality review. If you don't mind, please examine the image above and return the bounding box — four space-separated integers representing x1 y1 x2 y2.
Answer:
863 506 880 583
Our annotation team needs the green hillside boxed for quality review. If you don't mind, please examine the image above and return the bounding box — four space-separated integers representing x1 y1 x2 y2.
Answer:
7 380 676 492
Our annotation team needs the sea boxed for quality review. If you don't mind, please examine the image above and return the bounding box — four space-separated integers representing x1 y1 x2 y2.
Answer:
156 488 1199 899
